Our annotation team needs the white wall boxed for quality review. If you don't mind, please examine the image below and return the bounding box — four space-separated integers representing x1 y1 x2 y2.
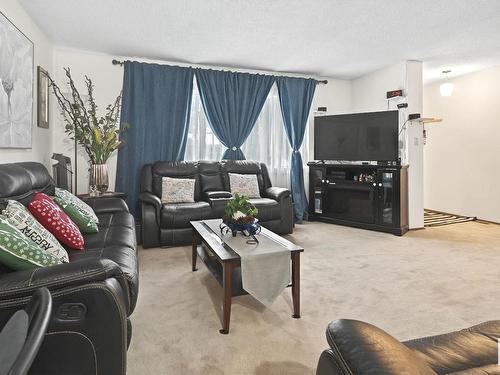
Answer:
51 48 123 194
0 0 53 169
351 63 406 113
350 61 424 229
424 66 500 223
50 47 352 193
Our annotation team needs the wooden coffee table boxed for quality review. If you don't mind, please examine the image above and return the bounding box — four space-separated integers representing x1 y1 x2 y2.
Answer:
191 219 303 334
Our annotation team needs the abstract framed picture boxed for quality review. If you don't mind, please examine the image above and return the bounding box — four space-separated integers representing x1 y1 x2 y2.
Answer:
0 11 34 148
37 66 49 128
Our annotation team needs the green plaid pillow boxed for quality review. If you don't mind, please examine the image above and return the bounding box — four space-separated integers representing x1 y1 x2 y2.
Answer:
0 216 62 271
53 196 98 234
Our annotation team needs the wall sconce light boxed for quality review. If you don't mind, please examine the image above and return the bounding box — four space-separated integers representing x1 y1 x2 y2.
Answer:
440 70 454 97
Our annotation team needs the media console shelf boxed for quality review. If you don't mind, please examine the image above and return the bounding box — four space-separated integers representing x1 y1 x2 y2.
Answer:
308 163 408 236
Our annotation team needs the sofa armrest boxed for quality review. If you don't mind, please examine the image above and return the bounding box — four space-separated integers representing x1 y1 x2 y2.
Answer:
0 259 125 300
139 192 162 216
82 197 129 214
321 319 437 375
264 187 291 202
202 191 232 201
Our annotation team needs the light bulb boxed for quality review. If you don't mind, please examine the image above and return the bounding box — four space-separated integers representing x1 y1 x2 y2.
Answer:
440 82 454 97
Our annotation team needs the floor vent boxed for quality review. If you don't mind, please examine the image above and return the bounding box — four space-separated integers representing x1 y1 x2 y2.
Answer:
424 209 476 227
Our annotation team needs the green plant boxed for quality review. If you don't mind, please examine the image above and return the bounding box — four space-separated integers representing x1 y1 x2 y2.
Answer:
223 194 258 224
48 67 128 164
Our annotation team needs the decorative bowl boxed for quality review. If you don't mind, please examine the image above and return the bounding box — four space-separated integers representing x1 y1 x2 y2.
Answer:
221 218 261 237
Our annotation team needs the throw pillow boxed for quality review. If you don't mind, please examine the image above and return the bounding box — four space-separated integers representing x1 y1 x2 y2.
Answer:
161 177 196 204
228 173 261 198
0 216 62 271
54 188 99 224
53 196 98 234
2 200 69 263
28 193 84 250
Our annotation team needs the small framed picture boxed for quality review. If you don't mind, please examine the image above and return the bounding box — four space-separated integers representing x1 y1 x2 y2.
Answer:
37 66 49 128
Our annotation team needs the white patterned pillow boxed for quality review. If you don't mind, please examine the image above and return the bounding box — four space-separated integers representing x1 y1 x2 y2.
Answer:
55 188 99 224
161 177 196 204
2 200 69 263
229 173 261 198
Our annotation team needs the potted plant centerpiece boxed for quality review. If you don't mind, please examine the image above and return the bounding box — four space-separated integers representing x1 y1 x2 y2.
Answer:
222 194 261 237
48 68 128 194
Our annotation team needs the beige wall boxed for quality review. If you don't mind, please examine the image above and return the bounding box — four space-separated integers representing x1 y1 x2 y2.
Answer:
423 65 500 223
0 0 54 169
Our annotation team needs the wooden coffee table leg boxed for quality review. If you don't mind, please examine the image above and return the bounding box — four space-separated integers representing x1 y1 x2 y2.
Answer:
291 252 300 318
192 229 200 272
220 261 233 334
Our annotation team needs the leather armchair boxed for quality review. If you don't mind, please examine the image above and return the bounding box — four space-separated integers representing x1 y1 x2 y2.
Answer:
317 319 500 375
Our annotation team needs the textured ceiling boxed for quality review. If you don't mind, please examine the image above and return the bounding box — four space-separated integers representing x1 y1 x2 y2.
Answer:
19 0 500 82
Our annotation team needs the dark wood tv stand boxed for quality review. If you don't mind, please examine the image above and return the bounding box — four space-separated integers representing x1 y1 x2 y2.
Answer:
308 162 408 235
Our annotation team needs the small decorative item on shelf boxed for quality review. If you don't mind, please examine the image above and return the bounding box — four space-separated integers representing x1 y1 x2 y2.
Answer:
48 67 129 194
220 194 261 238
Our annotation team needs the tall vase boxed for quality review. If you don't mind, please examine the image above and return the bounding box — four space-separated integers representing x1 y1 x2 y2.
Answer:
90 164 109 194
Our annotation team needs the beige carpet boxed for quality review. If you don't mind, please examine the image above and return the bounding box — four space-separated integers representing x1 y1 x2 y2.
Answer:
127 221 500 375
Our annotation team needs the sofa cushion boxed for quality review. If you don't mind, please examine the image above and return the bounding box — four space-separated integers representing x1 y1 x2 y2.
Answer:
161 177 196 204
84 212 136 250
151 161 201 201
54 195 99 234
2 200 69 263
55 188 99 223
0 216 62 270
248 198 281 221
221 160 265 193
229 173 261 198
199 161 225 193
0 162 55 205
160 201 212 229
28 193 84 250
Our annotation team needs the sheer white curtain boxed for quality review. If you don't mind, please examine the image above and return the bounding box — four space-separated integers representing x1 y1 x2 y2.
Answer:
242 84 309 188
185 82 309 190
185 79 225 161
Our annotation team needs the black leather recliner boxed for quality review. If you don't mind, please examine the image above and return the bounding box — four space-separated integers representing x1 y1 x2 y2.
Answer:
0 162 138 375
317 319 500 375
140 160 293 248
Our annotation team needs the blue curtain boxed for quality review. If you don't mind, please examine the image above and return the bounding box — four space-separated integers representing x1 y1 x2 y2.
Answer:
116 61 194 216
195 69 275 159
277 77 316 223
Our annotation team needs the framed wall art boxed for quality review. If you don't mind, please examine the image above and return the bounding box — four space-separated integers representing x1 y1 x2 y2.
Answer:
0 11 34 148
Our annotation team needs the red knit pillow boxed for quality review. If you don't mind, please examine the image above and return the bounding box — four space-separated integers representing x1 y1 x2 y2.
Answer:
28 193 84 250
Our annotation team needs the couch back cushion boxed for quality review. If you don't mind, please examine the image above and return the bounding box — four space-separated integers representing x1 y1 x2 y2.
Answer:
0 162 55 205
198 161 225 193
221 160 265 194
151 161 201 201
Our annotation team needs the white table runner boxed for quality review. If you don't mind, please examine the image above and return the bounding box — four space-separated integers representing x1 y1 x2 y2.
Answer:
204 221 291 306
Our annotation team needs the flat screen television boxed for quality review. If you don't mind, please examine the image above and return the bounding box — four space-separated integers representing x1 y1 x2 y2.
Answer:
314 110 399 162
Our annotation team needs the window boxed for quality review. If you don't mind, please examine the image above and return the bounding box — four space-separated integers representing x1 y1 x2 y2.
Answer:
185 82 309 189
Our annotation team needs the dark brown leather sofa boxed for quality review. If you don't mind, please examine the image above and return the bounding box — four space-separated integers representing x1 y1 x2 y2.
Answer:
139 160 294 248
0 162 138 375
317 319 500 375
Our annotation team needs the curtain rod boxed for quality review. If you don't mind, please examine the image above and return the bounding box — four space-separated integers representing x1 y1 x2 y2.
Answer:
111 59 328 84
